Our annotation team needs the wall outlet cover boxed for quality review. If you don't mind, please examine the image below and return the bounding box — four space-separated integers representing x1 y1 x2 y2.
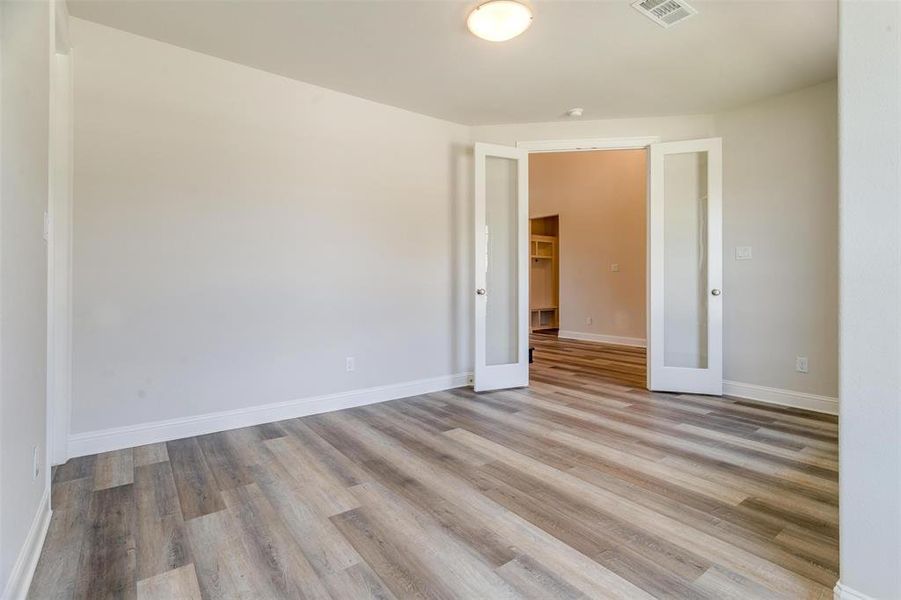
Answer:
735 246 753 260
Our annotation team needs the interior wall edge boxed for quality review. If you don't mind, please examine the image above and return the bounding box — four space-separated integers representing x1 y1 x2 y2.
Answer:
67 372 471 458
0 490 51 600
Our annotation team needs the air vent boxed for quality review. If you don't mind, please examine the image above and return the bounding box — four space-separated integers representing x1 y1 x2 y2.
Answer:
632 0 697 28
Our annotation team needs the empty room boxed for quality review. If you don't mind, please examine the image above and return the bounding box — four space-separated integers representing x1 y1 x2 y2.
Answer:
2 1 900 599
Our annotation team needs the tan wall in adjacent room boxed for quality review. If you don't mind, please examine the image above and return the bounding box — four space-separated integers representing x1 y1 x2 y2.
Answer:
529 150 647 344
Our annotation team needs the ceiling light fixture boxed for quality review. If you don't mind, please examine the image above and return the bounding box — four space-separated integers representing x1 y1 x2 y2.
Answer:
467 1 533 42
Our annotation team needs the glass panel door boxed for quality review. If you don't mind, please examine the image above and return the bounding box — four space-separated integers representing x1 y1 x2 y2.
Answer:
649 138 723 394
474 143 529 391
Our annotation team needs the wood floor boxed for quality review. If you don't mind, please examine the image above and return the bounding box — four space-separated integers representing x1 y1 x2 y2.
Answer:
31 337 838 599
530 332 647 388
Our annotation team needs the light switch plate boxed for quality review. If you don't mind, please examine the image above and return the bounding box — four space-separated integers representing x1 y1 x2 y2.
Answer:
735 246 753 260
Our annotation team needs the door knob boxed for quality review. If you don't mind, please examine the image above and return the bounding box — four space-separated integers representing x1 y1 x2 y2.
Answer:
476 288 487 295
711 288 722 296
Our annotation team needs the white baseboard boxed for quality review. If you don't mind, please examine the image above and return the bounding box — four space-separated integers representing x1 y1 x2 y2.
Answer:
557 330 647 348
723 380 838 415
68 372 471 458
834 581 876 600
1 489 51 600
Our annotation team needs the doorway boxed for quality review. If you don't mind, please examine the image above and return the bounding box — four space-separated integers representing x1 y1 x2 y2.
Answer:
527 150 648 388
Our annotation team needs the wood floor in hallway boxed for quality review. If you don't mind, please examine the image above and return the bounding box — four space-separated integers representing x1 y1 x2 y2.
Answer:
530 332 647 388
31 338 838 599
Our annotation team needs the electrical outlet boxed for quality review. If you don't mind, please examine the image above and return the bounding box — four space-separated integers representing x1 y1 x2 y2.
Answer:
796 356 809 374
32 446 40 480
735 246 753 260
467 374 475 386
345 357 355 372
610 264 620 272
586 317 593 325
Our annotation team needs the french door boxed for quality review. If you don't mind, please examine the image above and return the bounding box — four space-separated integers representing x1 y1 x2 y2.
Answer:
648 138 723 395
473 143 529 392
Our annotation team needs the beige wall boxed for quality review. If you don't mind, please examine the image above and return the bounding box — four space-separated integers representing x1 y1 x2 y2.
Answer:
715 80 838 399
529 150 646 344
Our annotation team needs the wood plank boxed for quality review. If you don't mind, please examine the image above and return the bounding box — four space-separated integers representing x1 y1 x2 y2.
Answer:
166 438 225 520
134 462 192 581
136 564 202 600
134 443 169 467
74 484 137 599
221 483 332 599
93 448 134 491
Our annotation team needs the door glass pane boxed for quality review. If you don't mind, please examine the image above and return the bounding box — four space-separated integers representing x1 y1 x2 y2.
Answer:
663 151 708 368
485 155 519 366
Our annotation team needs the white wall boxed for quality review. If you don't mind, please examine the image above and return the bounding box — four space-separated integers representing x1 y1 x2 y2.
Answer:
836 1 901 598
0 0 52 593
716 80 838 400
69 19 472 438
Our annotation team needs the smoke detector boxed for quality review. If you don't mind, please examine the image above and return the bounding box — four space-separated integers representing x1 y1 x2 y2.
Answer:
632 0 697 29
566 108 584 118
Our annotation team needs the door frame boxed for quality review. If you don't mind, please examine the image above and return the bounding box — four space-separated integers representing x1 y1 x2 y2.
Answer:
515 136 660 388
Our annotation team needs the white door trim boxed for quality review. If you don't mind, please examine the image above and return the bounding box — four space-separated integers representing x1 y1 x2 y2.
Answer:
517 136 660 153
47 47 73 467
516 135 658 390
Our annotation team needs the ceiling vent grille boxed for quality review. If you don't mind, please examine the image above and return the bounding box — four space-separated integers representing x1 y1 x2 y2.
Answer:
632 0 697 28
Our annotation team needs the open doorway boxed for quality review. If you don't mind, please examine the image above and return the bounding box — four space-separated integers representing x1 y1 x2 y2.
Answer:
528 149 648 388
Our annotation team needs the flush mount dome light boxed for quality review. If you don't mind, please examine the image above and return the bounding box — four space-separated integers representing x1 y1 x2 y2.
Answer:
467 0 533 42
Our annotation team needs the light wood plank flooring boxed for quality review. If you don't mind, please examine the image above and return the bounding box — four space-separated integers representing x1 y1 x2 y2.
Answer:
531 332 647 388
31 338 838 599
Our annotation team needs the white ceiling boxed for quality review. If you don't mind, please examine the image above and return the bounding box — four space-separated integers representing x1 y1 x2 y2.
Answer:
67 0 838 126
